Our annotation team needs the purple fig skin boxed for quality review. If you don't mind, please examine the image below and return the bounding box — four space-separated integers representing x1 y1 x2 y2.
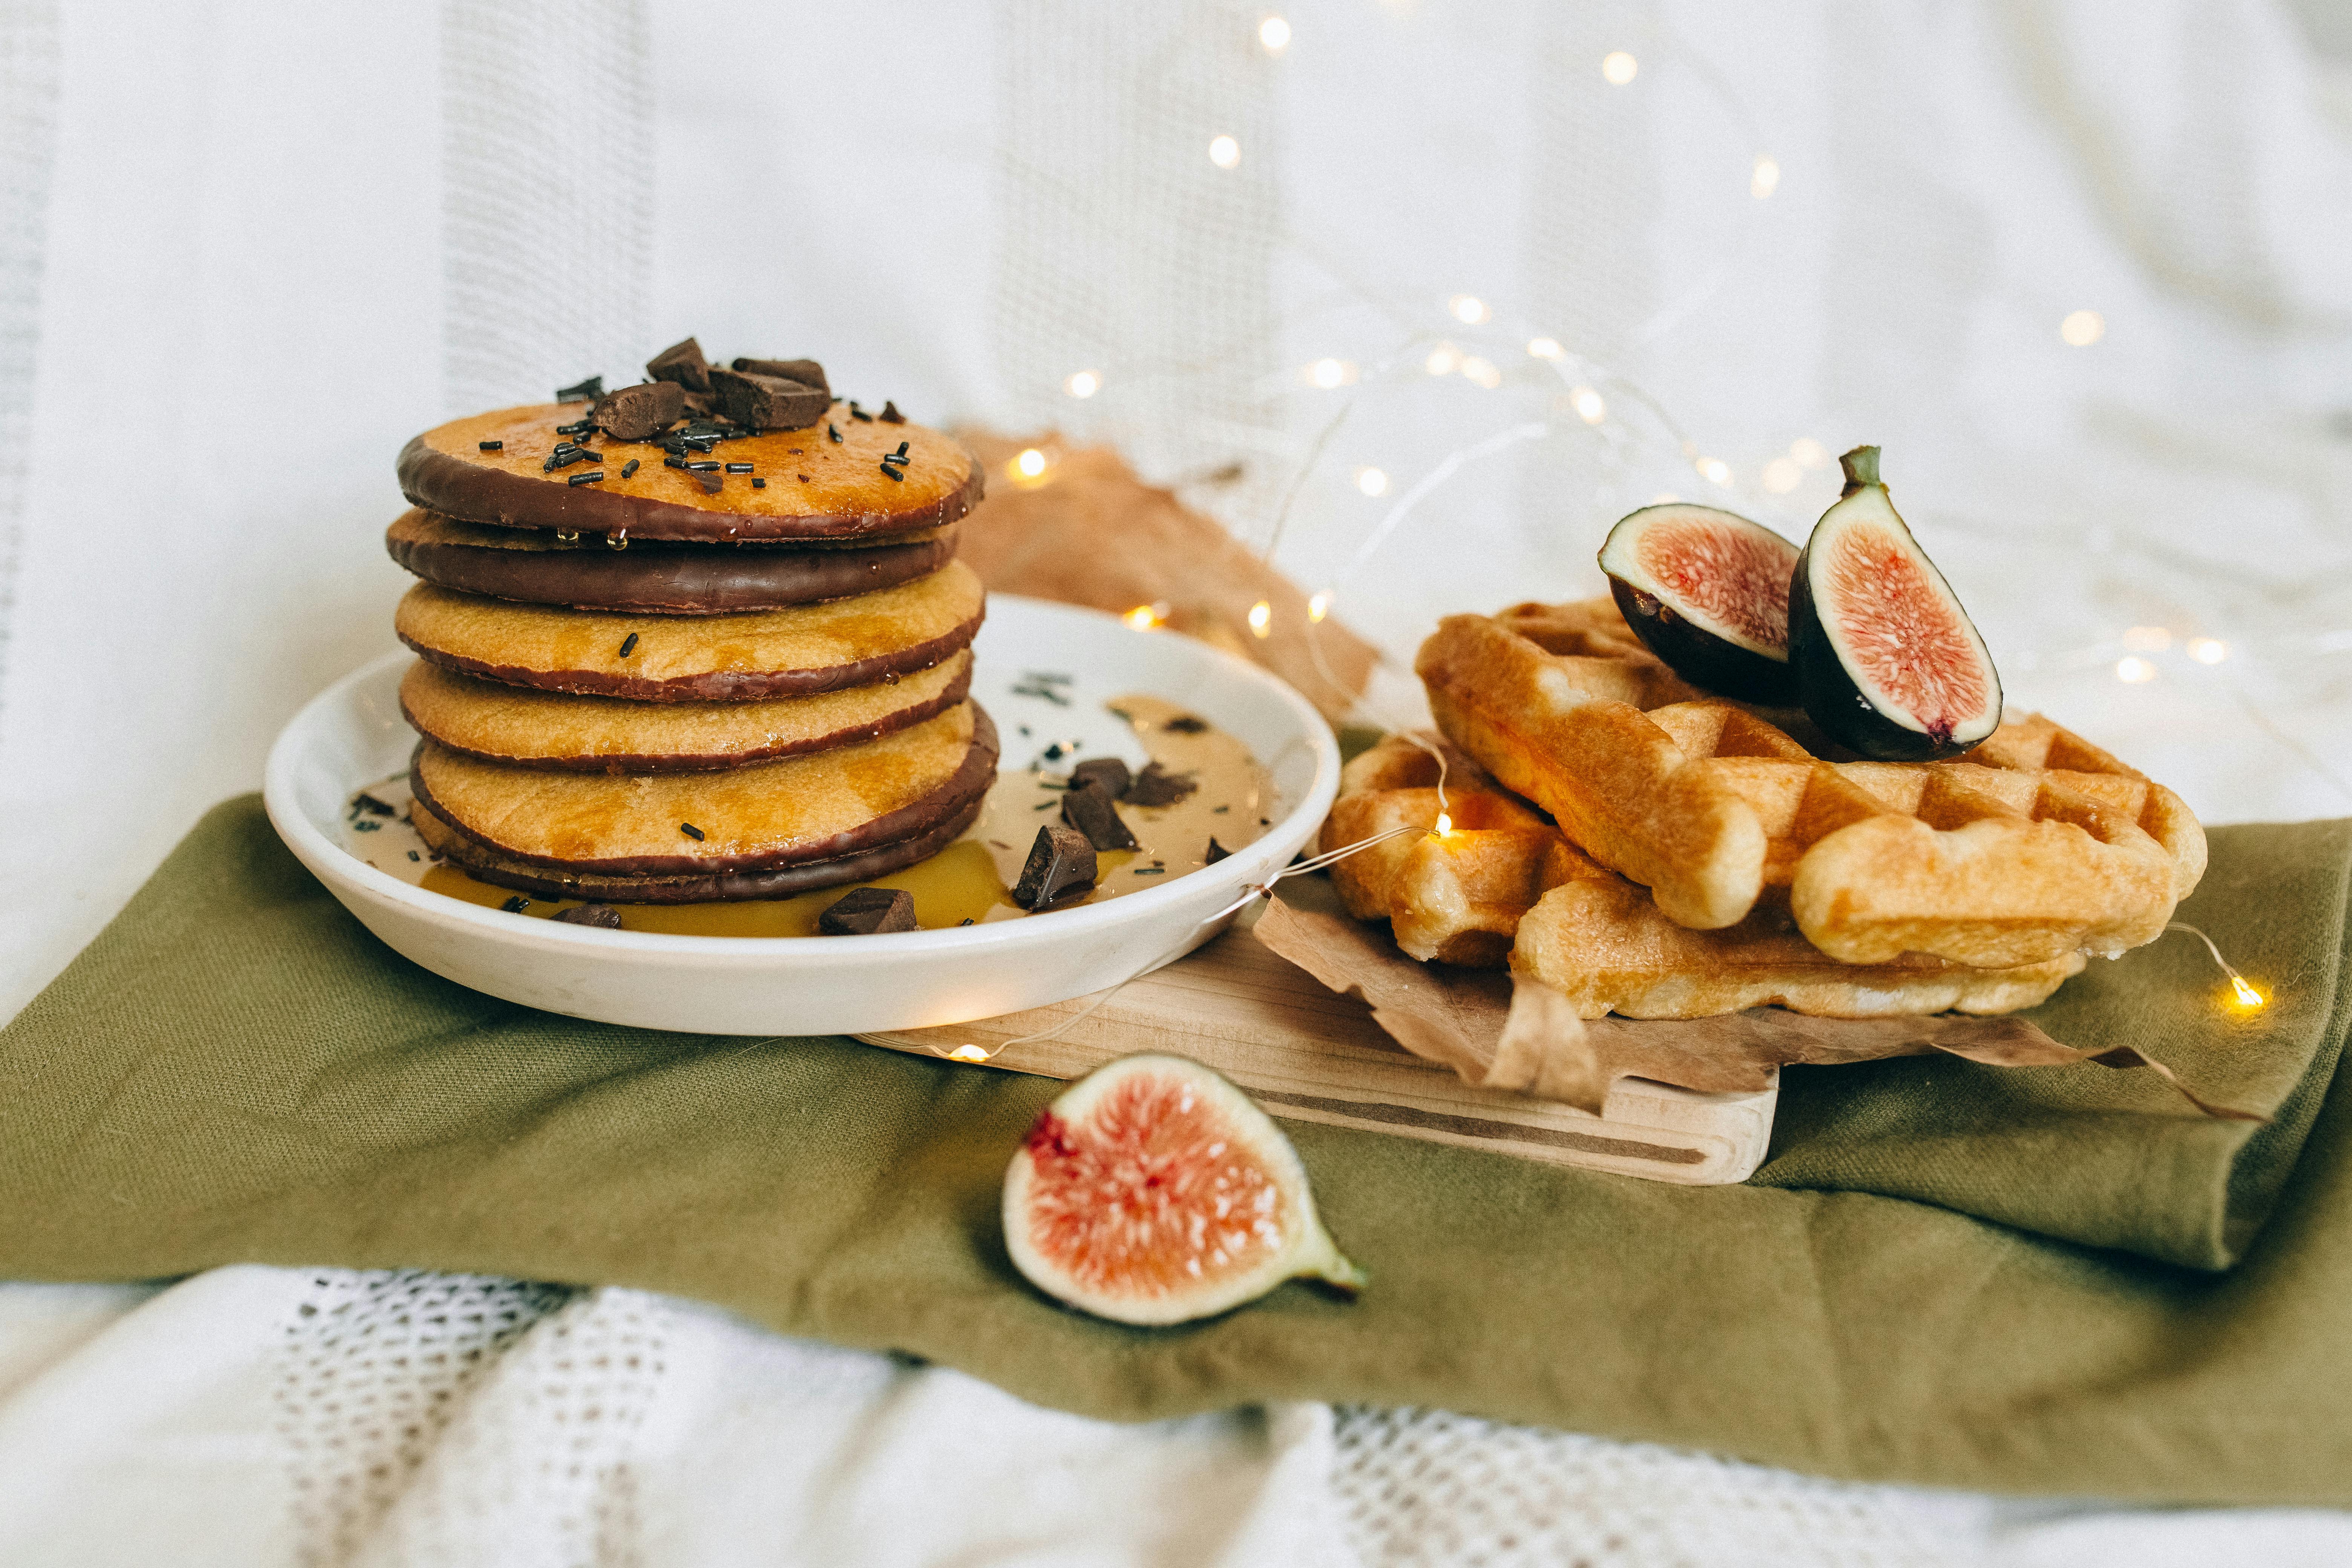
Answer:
1788 447 2002 761
1609 576 1798 704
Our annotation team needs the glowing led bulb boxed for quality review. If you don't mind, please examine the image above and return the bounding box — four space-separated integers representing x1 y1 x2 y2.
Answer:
1601 50 1638 84
1258 14 1290 51
1425 341 1462 376
1355 467 1389 497
1460 355 1501 388
1432 812 1453 836
1123 603 1165 630
1762 457 1802 494
2231 975 2266 1010
1750 154 1780 200
1696 456 1732 486
1450 294 1490 325
1064 369 1101 398
949 1044 990 1062
1308 590 1332 623
1526 336 1563 359
2187 637 2227 664
1208 134 1242 169
1305 357 1356 389
1014 447 1047 479
2061 309 2105 346
1248 599 1272 637
2115 656 2156 683
1569 385 1606 424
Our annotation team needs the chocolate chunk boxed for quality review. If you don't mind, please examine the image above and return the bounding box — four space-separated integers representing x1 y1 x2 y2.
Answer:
1060 781 1139 851
1124 762 1199 807
646 337 713 394
1162 714 1209 733
818 886 918 935
1205 837 1231 864
680 389 715 417
499 896 531 913
556 375 604 403
1012 823 1098 909
879 400 906 423
590 380 686 441
709 367 829 431
1069 757 1131 799
730 357 829 398
693 469 723 494
552 902 624 928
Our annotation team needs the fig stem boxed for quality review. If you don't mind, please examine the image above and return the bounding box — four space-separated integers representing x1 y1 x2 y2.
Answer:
1839 445 1882 493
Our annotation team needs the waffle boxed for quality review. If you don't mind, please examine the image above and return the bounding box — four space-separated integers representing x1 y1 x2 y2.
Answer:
1416 598 2205 968
1322 737 2083 1016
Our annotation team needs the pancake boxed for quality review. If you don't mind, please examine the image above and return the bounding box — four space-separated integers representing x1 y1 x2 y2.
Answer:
397 401 982 543
395 559 986 701
410 702 997 876
412 787 989 904
398 650 974 772
385 509 960 613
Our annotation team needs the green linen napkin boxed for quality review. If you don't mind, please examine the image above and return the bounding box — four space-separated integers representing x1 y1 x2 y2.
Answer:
3 797 2349 1504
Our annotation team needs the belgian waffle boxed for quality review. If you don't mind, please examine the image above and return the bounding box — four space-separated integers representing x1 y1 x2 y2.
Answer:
1415 597 2205 968
1323 734 2085 1018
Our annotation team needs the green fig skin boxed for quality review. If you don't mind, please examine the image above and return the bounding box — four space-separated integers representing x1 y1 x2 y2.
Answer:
1787 448 2002 762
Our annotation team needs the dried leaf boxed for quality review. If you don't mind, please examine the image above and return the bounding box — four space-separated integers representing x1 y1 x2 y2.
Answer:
1253 887 2260 1121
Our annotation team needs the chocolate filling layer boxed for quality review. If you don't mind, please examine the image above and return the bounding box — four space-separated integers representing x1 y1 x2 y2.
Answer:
414 790 991 905
386 510 961 614
410 706 1000 876
402 611 984 702
399 653 974 773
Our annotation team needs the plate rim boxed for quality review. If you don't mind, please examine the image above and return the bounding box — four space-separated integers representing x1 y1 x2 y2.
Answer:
263 593 1343 960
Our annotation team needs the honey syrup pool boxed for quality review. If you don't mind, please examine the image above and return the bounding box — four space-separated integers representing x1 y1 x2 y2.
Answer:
345 694 1274 937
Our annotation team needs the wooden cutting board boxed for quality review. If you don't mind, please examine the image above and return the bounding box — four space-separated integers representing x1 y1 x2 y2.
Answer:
859 915 1778 1185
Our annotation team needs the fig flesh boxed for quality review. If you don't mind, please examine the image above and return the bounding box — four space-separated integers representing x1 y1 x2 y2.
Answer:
1597 504 1800 703
1003 1053 1364 1326
1788 447 2002 761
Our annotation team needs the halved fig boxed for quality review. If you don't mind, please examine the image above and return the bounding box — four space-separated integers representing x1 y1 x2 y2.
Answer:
1598 504 1800 703
1787 447 2001 760
1003 1054 1364 1326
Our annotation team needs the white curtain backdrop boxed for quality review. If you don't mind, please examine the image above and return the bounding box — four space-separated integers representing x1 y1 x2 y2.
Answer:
2 1 2350 1561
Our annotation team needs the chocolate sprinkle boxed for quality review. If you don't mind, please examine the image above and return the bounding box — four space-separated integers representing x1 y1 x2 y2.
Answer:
500 895 531 913
1012 823 1098 910
828 424 843 443
752 477 767 488
880 401 906 424
893 441 911 458
724 462 752 473
556 420 595 436
619 631 639 657
478 440 503 451
621 458 640 478
879 463 904 482
568 470 605 486
818 886 918 936
551 902 624 928
1060 781 1139 852
680 822 706 841
556 375 604 402
353 792 397 817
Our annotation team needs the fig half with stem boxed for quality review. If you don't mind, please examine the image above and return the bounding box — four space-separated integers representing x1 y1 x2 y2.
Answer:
1003 1054 1364 1326
1598 503 1801 703
1788 447 2002 760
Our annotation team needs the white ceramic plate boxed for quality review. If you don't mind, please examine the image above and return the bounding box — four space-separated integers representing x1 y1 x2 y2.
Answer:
263 594 1341 1036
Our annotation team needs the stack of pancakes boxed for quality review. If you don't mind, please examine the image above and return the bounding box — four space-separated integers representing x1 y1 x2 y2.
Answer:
387 339 998 907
